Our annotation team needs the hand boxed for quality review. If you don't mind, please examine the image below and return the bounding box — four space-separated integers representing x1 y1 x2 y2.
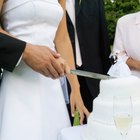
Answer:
56 57 70 74
22 43 67 79
70 89 90 125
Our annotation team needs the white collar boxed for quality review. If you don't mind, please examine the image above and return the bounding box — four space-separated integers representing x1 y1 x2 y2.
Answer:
66 0 75 25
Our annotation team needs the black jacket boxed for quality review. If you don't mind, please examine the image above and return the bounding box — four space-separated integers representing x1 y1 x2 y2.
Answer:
0 33 26 72
66 0 111 98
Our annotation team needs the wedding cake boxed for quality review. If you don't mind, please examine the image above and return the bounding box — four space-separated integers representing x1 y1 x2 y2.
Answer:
82 76 140 140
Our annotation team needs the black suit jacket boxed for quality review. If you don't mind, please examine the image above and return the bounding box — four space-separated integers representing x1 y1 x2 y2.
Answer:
66 0 111 98
0 33 26 73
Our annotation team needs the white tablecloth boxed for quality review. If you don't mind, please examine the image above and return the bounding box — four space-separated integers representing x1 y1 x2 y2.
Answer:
58 125 86 140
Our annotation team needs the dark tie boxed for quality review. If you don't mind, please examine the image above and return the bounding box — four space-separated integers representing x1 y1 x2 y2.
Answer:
75 0 79 4
75 0 81 16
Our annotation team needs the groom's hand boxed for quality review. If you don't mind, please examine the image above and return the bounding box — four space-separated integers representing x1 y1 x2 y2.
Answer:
23 43 66 79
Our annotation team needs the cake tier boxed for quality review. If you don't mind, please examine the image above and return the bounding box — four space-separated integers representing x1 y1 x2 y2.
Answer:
92 97 140 124
82 76 140 140
99 76 140 98
82 113 140 140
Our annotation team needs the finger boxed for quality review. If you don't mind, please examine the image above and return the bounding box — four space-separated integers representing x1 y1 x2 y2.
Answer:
41 69 53 78
79 110 84 125
83 107 90 118
51 59 64 77
64 64 70 74
70 101 76 117
50 49 61 58
59 59 65 71
47 64 60 79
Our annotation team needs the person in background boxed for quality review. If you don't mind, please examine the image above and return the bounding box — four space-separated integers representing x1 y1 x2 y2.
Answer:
0 0 89 140
111 11 140 78
66 0 111 123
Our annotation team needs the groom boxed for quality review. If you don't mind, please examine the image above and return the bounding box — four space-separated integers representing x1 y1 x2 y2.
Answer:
0 32 67 81
66 0 111 122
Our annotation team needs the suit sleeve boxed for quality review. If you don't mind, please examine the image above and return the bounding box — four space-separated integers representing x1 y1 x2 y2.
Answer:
0 33 26 72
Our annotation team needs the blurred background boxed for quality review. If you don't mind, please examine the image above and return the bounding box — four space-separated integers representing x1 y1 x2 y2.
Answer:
104 0 140 45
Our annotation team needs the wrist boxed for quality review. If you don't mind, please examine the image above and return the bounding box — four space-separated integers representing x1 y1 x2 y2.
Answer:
70 82 80 94
22 43 32 61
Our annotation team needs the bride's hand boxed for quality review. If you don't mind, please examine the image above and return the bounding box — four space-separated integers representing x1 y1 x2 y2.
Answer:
70 88 90 125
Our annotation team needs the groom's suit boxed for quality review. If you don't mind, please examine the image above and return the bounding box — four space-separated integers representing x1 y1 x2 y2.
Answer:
66 0 111 112
0 33 26 77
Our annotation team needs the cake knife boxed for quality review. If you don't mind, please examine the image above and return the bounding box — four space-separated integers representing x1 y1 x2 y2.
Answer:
70 69 114 80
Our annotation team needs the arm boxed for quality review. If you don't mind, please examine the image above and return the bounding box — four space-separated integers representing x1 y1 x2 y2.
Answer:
55 0 89 124
0 32 26 71
112 19 140 71
0 0 25 71
126 57 140 71
0 0 65 78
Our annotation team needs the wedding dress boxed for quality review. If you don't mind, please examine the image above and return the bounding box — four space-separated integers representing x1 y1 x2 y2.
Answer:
0 0 71 140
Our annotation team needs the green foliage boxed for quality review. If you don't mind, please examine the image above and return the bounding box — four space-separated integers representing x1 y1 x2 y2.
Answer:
104 0 140 45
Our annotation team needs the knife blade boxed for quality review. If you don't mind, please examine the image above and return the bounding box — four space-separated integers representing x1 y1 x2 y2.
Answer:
70 69 114 80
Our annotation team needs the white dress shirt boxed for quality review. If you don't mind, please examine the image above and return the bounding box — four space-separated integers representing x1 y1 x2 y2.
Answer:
112 11 140 78
66 0 82 66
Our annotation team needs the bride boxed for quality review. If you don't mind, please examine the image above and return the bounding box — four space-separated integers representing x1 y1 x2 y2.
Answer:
0 0 89 140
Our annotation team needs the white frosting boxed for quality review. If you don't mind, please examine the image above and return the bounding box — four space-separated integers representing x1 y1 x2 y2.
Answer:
99 76 140 98
82 75 140 140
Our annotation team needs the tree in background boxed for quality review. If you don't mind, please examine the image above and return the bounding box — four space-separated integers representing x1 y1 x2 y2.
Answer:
104 0 140 45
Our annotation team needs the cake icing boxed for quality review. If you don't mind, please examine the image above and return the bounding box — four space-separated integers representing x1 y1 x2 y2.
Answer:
82 75 140 140
100 76 140 98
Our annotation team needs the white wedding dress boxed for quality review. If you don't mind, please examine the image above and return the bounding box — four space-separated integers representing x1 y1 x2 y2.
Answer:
0 0 71 140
